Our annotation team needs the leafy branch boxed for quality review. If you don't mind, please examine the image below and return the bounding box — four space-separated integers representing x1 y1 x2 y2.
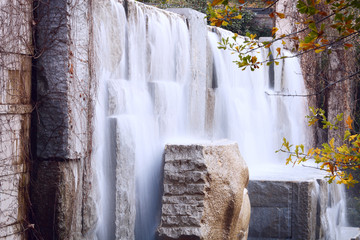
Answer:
277 107 360 188
207 0 360 70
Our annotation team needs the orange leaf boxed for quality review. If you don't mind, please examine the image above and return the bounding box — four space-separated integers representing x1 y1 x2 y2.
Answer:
211 0 223 6
251 56 257 63
69 64 74 75
271 27 278 36
344 43 353 48
276 47 281 56
276 12 285 19
320 38 329 44
346 116 353 130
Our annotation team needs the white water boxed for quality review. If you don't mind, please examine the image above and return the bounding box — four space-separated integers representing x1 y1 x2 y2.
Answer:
92 1 346 239
208 29 309 167
93 1 192 239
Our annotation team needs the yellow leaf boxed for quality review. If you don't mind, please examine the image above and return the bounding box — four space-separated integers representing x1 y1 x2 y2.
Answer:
315 48 325 53
349 134 357 141
232 14 242 20
282 40 286 45
308 118 319 126
307 148 315 156
286 155 292 165
329 138 335 150
271 27 278 36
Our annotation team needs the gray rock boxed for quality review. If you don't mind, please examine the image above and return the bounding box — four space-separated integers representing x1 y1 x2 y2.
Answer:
158 141 250 240
248 178 330 240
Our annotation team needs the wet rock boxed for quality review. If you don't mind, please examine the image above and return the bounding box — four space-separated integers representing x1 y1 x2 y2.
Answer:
158 141 250 240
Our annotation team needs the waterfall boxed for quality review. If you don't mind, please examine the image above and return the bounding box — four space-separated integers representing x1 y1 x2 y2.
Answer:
92 1 347 239
94 1 192 239
208 29 309 167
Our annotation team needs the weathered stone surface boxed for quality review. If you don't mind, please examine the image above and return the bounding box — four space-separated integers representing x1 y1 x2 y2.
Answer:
158 141 250 240
0 0 32 239
237 189 251 240
248 180 292 207
35 0 90 159
110 118 136 240
31 160 83 240
248 178 331 240
31 0 96 239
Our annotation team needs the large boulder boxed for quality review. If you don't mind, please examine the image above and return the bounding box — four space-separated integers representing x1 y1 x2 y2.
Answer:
158 141 250 240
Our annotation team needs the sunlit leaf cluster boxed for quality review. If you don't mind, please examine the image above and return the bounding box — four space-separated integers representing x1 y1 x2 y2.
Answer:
296 0 359 53
208 1 244 27
208 0 359 70
277 107 360 188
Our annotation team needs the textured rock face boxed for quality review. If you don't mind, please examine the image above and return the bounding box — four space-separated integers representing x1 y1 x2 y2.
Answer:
31 0 96 239
158 141 250 240
248 178 331 240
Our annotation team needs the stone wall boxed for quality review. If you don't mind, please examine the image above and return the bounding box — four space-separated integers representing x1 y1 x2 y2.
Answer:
30 0 96 239
0 0 32 239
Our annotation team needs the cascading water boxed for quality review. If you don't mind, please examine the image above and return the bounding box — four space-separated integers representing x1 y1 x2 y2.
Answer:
93 1 347 239
93 1 192 239
208 28 309 167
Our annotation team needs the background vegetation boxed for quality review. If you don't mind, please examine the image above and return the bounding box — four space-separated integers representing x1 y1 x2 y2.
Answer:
138 0 272 37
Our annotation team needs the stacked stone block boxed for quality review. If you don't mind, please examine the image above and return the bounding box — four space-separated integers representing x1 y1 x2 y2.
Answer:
248 178 331 240
158 142 250 240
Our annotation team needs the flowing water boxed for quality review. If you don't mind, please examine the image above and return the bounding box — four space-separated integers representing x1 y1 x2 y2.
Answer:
93 1 346 239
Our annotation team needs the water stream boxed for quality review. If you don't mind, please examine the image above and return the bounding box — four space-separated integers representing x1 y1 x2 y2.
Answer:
92 1 346 239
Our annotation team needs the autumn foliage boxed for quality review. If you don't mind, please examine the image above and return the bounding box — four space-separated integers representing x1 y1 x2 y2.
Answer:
207 0 359 69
